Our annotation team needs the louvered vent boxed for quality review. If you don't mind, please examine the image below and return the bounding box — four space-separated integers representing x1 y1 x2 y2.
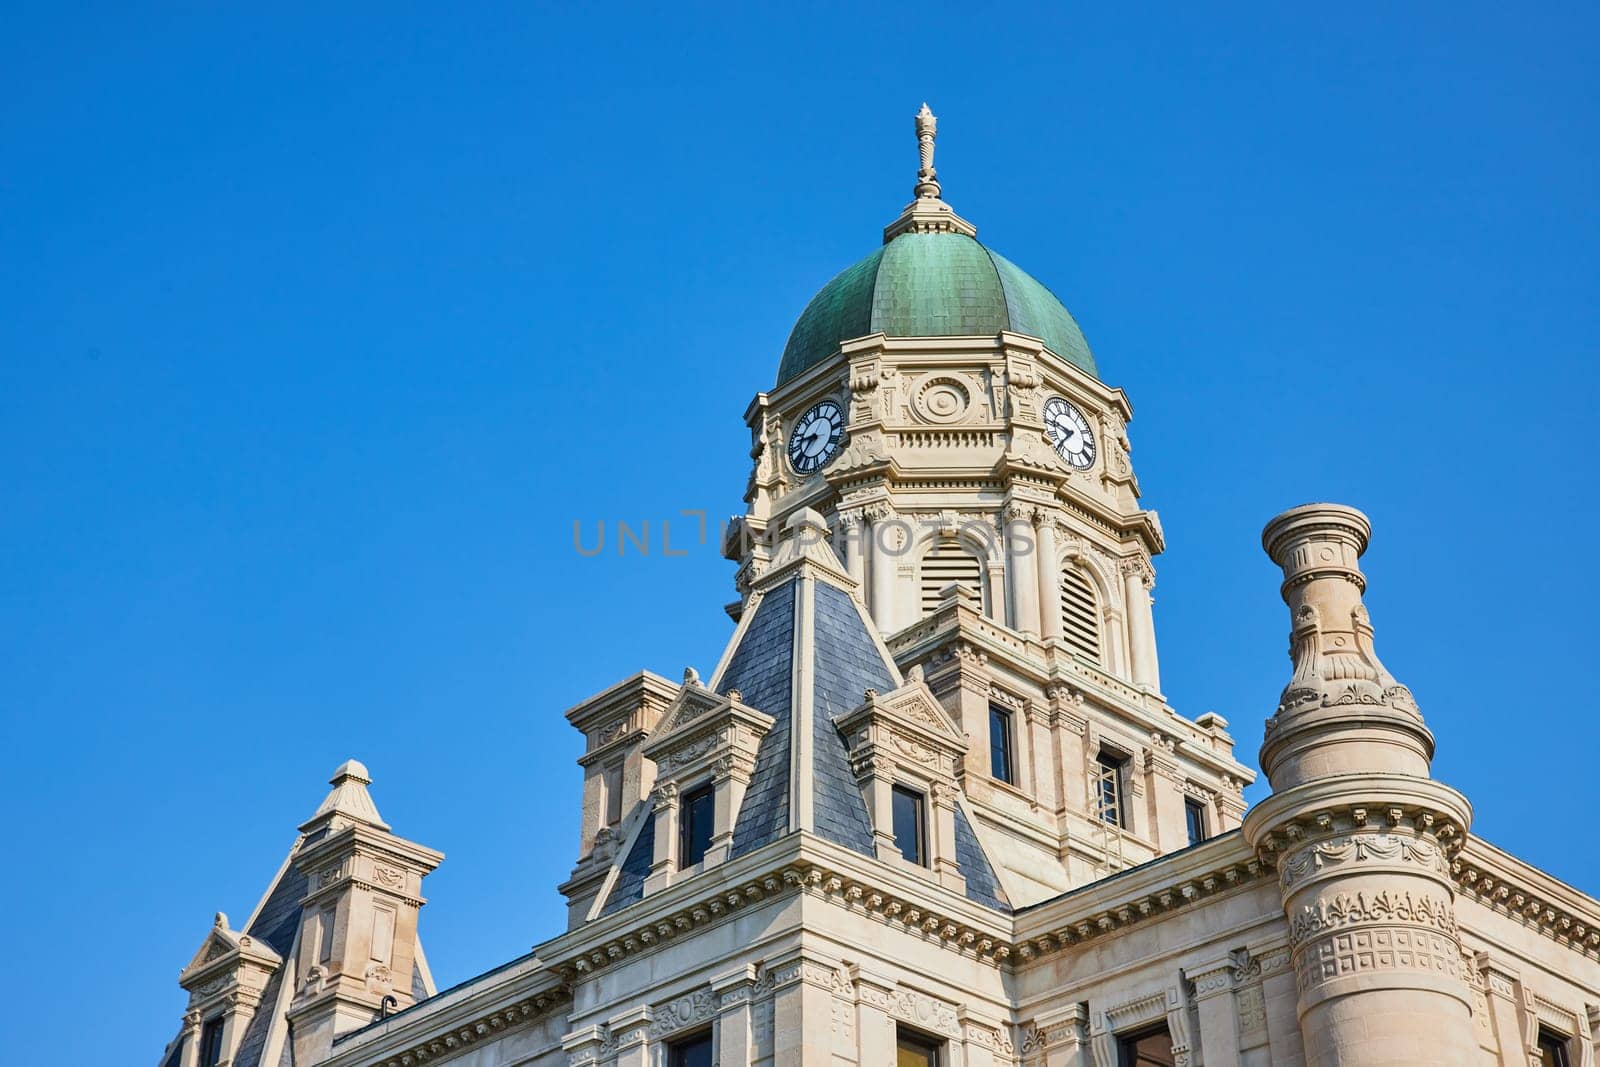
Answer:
1060 568 1101 662
920 540 983 617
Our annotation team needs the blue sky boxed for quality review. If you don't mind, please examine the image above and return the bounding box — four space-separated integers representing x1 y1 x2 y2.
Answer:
2 3 1596 1059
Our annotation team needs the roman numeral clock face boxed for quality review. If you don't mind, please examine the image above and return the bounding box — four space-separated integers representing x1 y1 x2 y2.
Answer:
1043 395 1097 469
787 400 845 474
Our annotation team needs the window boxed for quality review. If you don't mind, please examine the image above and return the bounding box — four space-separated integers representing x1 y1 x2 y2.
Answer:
1060 567 1102 662
197 1017 225 1067
1185 798 1208 847
603 761 624 826
1095 752 1126 828
1117 1024 1174 1067
668 1031 714 1067
989 705 1015 784
1539 1028 1572 1067
896 1027 941 1067
678 782 714 868
891 785 927 866
920 539 983 617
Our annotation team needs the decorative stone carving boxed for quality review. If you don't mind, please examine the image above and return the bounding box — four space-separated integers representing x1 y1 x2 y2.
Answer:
1279 831 1448 888
1287 889 1458 947
649 989 715 1037
858 984 961 1036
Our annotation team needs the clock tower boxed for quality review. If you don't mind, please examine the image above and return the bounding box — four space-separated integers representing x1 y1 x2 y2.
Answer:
726 106 1253 899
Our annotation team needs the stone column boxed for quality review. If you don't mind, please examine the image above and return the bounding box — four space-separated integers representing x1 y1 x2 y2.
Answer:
713 964 761 1067
838 513 867 589
867 509 902 635
1120 559 1160 692
930 782 965 892
1023 1003 1090 1067
1006 505 1041 636
1035 514 1062 642
709 760 751 866
1478 956 1531 1067
610 1006 653 1067
1189 960 1242 1067
1243 504 1475 1067
854 968 898 1067
770 953 835 1067
644 782 679 894
177 1011 202 1067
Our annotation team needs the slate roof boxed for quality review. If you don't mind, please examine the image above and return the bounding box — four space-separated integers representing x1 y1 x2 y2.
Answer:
811 582 893 856
599 803 656 915
590 546 1014 922
724 581 797 857
954 804 1012 913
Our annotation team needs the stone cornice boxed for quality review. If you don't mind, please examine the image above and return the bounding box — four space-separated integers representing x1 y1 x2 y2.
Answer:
1010 832 1271 962
539 834 1014 981
313 832 1294 1065
1455 834 1600 962
320 954 568 1067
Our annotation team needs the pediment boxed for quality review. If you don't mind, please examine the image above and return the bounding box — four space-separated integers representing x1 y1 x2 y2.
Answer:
180 914 283 990
839 681 967 753
182 917 242 977
641 683 775 769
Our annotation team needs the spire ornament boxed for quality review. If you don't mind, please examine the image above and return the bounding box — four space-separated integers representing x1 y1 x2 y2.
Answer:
914 102 940 199
883 103 977 243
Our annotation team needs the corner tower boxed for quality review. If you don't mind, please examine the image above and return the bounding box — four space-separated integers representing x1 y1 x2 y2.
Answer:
727 107 1254 902
1243 504 1475 1066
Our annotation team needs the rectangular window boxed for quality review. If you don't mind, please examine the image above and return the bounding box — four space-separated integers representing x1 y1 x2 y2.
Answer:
197 1018 225 1067
668 1031 714 1067
891 785 927 866
1095 752 1126 828
1117 1024 1174 1067
603 761 624 826
896 1027 941 1067
678 782 715 868
1185 798 1208 847
989 705 1015 784
1539 1028 1572 1067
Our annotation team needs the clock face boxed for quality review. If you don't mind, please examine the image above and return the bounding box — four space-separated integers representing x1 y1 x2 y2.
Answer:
1042 396 1097 470
787 400 845 474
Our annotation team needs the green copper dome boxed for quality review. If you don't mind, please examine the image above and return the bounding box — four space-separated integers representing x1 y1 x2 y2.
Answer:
777 231 1095 385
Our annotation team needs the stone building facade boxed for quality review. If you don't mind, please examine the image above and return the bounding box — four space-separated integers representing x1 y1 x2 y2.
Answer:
156 107 1600 1067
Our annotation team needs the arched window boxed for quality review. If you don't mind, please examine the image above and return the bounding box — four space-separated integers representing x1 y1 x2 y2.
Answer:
920 538 983 617
1060 567 1102 662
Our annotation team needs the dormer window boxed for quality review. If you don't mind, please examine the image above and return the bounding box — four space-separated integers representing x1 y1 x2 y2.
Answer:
197 1017 225 1067
678 782 715 868
891 785 927 866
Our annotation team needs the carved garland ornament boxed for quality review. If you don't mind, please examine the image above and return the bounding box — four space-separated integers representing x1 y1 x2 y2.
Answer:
650 988 716 1038
858 984 961 1037
1278 831 1448 888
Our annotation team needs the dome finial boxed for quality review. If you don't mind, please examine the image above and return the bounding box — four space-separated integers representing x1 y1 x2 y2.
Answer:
914 103 941 199
883 104 977 243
